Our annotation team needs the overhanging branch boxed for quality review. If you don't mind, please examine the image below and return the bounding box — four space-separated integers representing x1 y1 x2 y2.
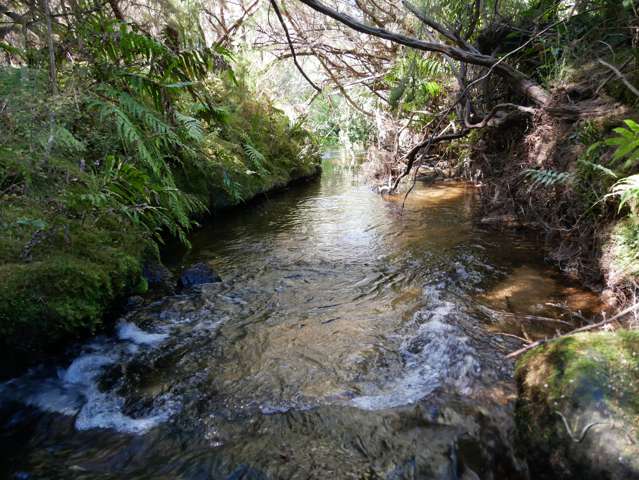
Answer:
295 0 550 105
270 0 323 93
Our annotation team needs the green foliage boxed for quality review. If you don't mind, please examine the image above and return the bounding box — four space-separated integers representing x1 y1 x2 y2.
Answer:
609 174 639 215
601 120 639 216
243 142 268 176
385 51 446 114
606 120 639 171
307 93 374 146
0 4 320 365
519 0 637 89
609 218 639 279
523 168 573 190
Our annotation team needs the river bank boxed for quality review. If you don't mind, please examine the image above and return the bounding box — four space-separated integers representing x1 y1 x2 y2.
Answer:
0 162 320 379
466 93 639 477
0 63 321 377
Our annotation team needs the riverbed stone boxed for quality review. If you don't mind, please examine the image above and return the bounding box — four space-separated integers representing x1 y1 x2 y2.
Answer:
515 330 639 479
142 261 175 292
179 262 222 288
125 295 145 310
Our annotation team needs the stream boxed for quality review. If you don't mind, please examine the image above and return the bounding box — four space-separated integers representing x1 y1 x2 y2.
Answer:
0 153 601 479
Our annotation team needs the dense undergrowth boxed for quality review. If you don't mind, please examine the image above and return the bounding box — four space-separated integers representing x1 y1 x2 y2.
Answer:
0 11 319 372
461 1 639 297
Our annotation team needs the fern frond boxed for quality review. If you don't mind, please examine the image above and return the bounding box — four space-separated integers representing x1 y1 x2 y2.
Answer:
608 174 639 215
90 96 166 177
175 112 204 142
243 142 268 176
605 120 639 172
54 126 86 153
523 169 573 189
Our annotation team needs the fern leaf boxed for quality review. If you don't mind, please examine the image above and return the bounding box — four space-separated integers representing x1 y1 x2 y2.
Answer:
606 120 639 172
523 169 573 189
243 142 268 176
175 112 204 142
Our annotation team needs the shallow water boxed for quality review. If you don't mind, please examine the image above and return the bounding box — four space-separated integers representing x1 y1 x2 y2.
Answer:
0 155 601 479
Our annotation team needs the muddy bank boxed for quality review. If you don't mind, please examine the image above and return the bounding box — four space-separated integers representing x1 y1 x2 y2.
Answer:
465 81 639 479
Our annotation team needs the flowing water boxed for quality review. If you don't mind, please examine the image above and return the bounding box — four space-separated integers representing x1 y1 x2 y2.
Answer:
0 154 602 479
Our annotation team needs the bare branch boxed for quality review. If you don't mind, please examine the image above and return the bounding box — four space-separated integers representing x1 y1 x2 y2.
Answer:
295 0 550 105
598 58 639 98
216 0 261 46
506 303 639 359
402 0 475 52
270 0 322 93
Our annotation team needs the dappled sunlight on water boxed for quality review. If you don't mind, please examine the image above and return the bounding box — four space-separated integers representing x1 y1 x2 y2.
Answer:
480 265 602 316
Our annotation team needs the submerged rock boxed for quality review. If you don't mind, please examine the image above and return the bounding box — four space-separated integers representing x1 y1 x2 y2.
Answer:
142 261 175 292
179 262 222 288
515 331 639 479
125 295 145 311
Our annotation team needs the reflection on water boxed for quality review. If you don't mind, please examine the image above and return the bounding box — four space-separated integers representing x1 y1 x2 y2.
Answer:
0 154 601 479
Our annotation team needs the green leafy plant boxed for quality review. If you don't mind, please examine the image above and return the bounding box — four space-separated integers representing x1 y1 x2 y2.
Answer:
523 168 573 190
605 120 639 171
386 52 446 112
609 174 639 215
243 142 268 177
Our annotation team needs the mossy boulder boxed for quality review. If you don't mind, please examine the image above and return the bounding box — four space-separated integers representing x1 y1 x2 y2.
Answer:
515 331 639 479
0 213 147 377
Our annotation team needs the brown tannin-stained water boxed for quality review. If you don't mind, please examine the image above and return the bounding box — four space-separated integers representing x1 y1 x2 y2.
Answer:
0 153 602 479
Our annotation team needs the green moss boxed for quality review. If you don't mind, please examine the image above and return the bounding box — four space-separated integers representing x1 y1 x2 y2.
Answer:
133 276 149 295
607 219 639 283
0 216 145 356
0 63 320 375
515 331 639 477
0 189 151 373
518 331 639 411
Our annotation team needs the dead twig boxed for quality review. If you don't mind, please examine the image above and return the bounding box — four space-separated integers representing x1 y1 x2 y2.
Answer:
598 59 639 98
506 303 639 359
555 411 608 443
478 304 573 326
493 332 529 343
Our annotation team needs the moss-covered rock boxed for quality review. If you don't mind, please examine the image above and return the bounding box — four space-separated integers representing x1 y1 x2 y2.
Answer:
0 215 147 376
515 331 639 479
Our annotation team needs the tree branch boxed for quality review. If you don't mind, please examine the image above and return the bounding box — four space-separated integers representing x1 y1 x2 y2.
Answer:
270 0 322 93
598 58 639 98
295 0 550 105
107 0 125 21
402 0 475 52
216 0 260 46
506 303 639 359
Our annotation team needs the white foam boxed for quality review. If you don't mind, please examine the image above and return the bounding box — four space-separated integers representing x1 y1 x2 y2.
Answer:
116 321 168 345
1 328 174 435
351 303 480 411
74 388 173 434
62 352 115 384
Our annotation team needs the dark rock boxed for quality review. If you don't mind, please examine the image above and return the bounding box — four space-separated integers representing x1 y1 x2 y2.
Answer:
142 261 175 292
125 296 145 310
179 262 221 288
